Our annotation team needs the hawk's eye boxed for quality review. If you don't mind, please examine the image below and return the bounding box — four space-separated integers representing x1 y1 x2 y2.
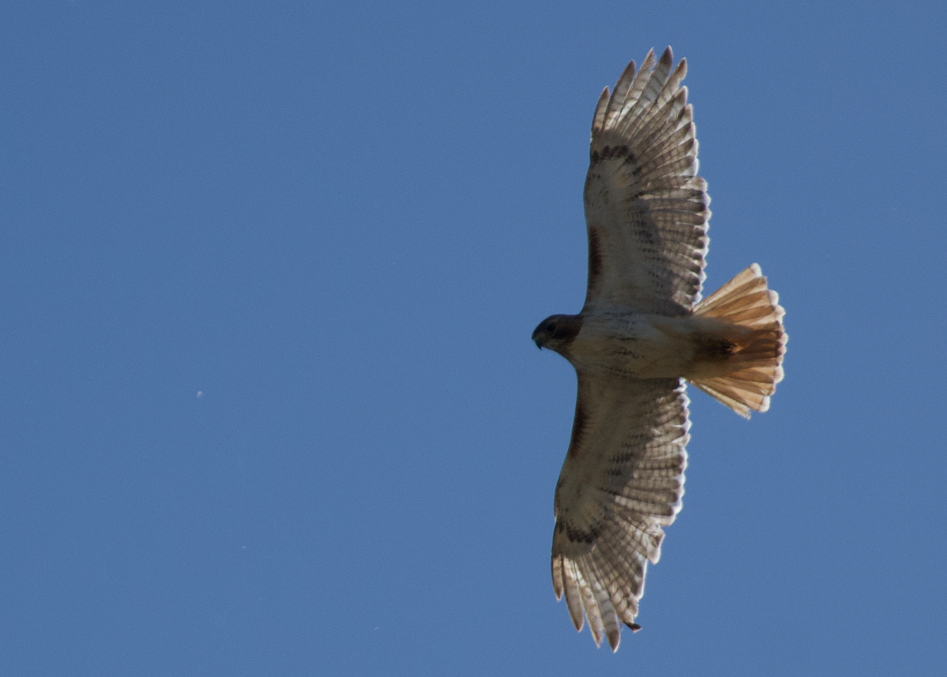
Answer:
546 323 557 333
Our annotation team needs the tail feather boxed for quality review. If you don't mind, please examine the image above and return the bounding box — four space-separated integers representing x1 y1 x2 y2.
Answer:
691 264 787 418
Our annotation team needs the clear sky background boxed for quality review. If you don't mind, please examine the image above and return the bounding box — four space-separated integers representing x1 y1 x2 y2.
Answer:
2 1 945 675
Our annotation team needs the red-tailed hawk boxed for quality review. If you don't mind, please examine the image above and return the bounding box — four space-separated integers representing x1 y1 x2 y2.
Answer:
532 47 787 651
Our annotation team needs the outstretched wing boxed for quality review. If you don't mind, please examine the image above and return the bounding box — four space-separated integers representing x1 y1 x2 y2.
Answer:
583 47 710 316
551 374 690 651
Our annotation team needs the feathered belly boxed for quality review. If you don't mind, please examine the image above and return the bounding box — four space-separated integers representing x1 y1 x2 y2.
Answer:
568 314 697 379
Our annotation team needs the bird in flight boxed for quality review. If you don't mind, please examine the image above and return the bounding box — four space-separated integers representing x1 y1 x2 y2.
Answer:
532 47 787 651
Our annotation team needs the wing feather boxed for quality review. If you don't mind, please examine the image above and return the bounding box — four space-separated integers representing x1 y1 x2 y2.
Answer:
591 86 610 136
599 59 639 132
608 50 656 130
551 374 689 651
584 46 710 315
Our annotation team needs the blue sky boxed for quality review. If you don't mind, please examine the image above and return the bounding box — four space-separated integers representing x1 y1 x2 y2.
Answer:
2 1 945 675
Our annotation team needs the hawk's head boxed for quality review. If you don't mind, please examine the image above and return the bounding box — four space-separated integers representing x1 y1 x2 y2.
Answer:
532 314 582 354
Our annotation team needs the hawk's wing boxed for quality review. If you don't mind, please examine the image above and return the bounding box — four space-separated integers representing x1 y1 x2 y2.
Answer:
583 47 710 315
551 374 689 651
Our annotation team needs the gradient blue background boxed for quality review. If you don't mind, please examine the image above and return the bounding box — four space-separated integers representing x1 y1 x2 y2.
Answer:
2 1 945 675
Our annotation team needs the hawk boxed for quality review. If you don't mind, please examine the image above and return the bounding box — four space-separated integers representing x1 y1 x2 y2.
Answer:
532 47 787 651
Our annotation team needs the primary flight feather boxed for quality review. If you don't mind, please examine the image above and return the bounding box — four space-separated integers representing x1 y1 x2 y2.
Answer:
532 46 787 651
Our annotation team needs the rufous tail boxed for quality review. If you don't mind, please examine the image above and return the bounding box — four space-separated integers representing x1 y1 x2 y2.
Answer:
690 264 787 418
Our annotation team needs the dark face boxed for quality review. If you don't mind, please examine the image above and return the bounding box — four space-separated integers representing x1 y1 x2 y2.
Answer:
532 314 581 351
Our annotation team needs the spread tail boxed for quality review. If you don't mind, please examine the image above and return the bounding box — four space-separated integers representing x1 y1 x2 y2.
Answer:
690 264 787 417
